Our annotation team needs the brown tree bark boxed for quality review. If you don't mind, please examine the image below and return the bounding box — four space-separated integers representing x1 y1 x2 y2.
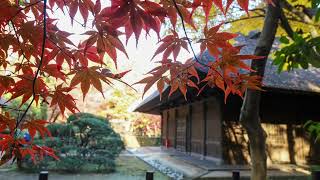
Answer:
239 1 281 180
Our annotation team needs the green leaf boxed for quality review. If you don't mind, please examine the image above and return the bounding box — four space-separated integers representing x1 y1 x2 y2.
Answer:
277 61 285 73
273 55 284 65
300 60 308 69
315 9 320 22
279 36 290 44
309 58 320 68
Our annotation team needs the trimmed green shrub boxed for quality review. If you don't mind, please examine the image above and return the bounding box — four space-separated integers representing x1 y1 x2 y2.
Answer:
22 113 124 173
136 136 161 146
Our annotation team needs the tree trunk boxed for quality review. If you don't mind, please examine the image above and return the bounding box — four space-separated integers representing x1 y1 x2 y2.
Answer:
239 1 281 180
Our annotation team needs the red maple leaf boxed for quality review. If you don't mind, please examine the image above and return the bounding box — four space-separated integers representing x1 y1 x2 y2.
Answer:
160 0 195 29
65 0 94 25
0 112 16 133
0 76 15 97
41 64 66 81
152 30 189 61
101 0 166 44
226 0 250 15
50 84 79 115
83 30 128 68
21 120 51 140
69 66 111 99
8 74 48 106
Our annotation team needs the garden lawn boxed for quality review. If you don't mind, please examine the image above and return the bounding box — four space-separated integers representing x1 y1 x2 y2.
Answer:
0 155 169 180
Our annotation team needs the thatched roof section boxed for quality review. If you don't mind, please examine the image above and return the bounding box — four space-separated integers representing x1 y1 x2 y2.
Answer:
236 33 320 93
133 32 320 114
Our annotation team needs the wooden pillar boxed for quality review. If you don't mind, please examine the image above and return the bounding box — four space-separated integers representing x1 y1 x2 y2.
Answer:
146 171 154 180
166 110 169 145
174 108 178 149
203 101 207 157
160 111 163 146
232 171 240 180
187 104 193 153
39 171 48 180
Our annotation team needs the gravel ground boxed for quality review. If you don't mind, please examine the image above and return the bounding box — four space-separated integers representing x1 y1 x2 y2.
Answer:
144 159 184 180
0 155 170 180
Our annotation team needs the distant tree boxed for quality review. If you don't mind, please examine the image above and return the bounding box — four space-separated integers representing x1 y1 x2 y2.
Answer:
98 87 161 136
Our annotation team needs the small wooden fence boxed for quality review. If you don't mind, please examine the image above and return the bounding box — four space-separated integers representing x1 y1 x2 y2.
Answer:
38 170 320 180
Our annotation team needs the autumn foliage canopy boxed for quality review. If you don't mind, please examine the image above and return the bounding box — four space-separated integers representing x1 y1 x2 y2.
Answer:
0 0 267 165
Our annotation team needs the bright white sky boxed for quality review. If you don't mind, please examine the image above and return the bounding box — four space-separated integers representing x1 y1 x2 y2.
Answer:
53 1 260 97
54 5 195 95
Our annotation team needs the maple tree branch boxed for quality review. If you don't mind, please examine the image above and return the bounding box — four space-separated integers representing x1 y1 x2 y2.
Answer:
279 8 294 39
281 0 318 37
171 0 199 63
224 8 319 27
0 104 24 112
15 0 48 132
171 0 223 79
224 15 264 24
232 7 266 13
0 69 16 76
286 17 320 27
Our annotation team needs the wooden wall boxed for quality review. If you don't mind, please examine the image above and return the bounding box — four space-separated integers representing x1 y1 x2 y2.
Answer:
205 97 222 160
161 110 168 145
160 98 224 161
176 105 188 152
221 91 320 165
222 121 251 165
263 123 315 165
221 122 318 165
160 91 320 165
191 101 204 155
168 108 176 147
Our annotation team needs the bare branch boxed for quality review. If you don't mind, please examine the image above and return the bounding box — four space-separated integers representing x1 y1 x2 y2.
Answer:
10 20 29 74
224 15 264 24
281 0 318 37
279 8 294 39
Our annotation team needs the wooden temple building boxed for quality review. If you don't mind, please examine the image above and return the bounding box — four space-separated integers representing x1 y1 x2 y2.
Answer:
134 33 320 165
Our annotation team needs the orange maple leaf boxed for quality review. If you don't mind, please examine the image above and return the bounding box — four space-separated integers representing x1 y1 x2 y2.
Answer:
199 24 238 58
217 46 264 77
70 66 110 99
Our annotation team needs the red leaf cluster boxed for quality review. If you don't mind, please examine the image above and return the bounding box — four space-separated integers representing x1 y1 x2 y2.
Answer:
0 0 271 166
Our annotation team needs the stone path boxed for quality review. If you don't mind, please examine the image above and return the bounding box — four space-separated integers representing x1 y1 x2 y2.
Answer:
128 147 311 180
128 147 208 179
